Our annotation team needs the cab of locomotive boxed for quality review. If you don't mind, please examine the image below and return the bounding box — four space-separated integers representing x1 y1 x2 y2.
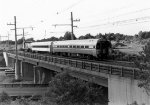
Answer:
96 38 112 60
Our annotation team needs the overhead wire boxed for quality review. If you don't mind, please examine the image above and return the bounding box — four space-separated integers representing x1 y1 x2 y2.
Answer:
79 7 150 26
57 0 85 14
78 16 150 29
75 16 150 32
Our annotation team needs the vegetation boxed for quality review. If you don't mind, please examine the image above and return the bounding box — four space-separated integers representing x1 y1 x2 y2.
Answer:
44 72 108 105
0 72 108 105
134 41 150 94
0 91 11 103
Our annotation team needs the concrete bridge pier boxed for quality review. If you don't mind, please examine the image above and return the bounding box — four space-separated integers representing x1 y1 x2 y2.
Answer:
21 62 34 81
108 75 150 105
15 60 21 80
3 52 15 68
33 66 54 84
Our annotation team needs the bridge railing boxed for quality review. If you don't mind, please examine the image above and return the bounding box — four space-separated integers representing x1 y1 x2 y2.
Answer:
7 51 141 79
0 84 49 88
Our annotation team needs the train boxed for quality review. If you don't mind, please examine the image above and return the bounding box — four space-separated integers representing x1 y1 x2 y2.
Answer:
24 38 112 60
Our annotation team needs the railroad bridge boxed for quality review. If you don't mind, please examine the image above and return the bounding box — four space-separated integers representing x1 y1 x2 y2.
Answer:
3 51 150 105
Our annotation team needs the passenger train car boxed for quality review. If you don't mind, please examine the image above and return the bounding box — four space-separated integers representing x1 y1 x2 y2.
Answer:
29 38 112 60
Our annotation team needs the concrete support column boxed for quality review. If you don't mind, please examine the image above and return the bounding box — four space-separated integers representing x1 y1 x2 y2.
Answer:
7 57 15 68
108 75 150 105
15 60 21 80
21 62 34 81
20 61 25 78
33 66 38 84
3 52 8 66
33 66 54 84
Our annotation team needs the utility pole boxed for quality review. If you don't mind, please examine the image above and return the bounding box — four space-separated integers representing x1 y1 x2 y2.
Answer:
52 12 80 40
7 16 19 80
70 12 80 40
12 27 34 49
71 12 74 40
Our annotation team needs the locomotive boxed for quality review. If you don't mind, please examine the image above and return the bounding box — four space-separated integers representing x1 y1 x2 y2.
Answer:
26 38 112 60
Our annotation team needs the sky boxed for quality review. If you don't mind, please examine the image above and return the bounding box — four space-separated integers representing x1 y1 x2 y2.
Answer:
0 0 150 41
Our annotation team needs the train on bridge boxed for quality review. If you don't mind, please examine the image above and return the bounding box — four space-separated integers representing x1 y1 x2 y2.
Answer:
23 38 112 60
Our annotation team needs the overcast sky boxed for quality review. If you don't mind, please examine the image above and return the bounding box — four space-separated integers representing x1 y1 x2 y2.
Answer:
0 0 150 41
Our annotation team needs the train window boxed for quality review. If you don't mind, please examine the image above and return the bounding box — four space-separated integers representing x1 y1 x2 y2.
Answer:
70 45 72 48
57 46 59 48
93 46 95 48
81 46 84 48
85 46 89 48
77 46 80 48
32 45 49 48
65 46 68 48
73 46 76 48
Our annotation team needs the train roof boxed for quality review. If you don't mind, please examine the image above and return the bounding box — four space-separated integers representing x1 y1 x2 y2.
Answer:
31 41 52 46
53 39 99 45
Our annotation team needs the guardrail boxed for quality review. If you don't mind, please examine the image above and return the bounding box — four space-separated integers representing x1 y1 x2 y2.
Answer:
0 84 49 88
7 51 141 79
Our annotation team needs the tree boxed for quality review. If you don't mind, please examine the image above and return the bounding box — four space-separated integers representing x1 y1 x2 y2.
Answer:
135 41 150 94
95 33 103 39
17 37 23 44
0 91 11 103
26 38 35 42
84 33 94 39
63 31 76 40
45 72 108 105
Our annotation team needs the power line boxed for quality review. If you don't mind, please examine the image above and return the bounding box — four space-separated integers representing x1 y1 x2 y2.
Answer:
80 7 150 26
52 12 80 40
76 19 150 32
57 0 85 14
79 16 150 29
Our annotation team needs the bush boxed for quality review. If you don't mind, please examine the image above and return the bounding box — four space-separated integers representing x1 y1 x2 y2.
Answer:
44 72 108 105
0 91 11 103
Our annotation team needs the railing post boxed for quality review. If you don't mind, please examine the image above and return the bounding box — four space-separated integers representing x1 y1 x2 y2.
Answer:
120 67 123 77
133 69 135 79
75 60 77 67
109 66 112 74
99 64 101 72
51 57 53 62
90 63 92 71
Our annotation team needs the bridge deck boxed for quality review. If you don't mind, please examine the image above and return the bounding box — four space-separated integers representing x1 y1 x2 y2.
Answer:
6 51 141 87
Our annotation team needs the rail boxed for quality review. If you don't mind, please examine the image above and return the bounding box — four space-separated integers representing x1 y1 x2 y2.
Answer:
8 51 141 79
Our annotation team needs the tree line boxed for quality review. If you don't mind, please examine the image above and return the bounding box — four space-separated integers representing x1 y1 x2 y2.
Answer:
1 31 150 44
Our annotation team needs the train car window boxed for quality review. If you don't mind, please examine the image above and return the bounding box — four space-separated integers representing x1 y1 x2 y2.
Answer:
65 46 68 48
70 45 72 48
81 46 84 48
73 46 76 48
57 46 59 48
85 46 89 48
93 46 95 48
32 45 49 48
77 46 80 48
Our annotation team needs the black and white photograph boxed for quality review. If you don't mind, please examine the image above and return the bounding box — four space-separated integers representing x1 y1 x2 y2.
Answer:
0 0 150 105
